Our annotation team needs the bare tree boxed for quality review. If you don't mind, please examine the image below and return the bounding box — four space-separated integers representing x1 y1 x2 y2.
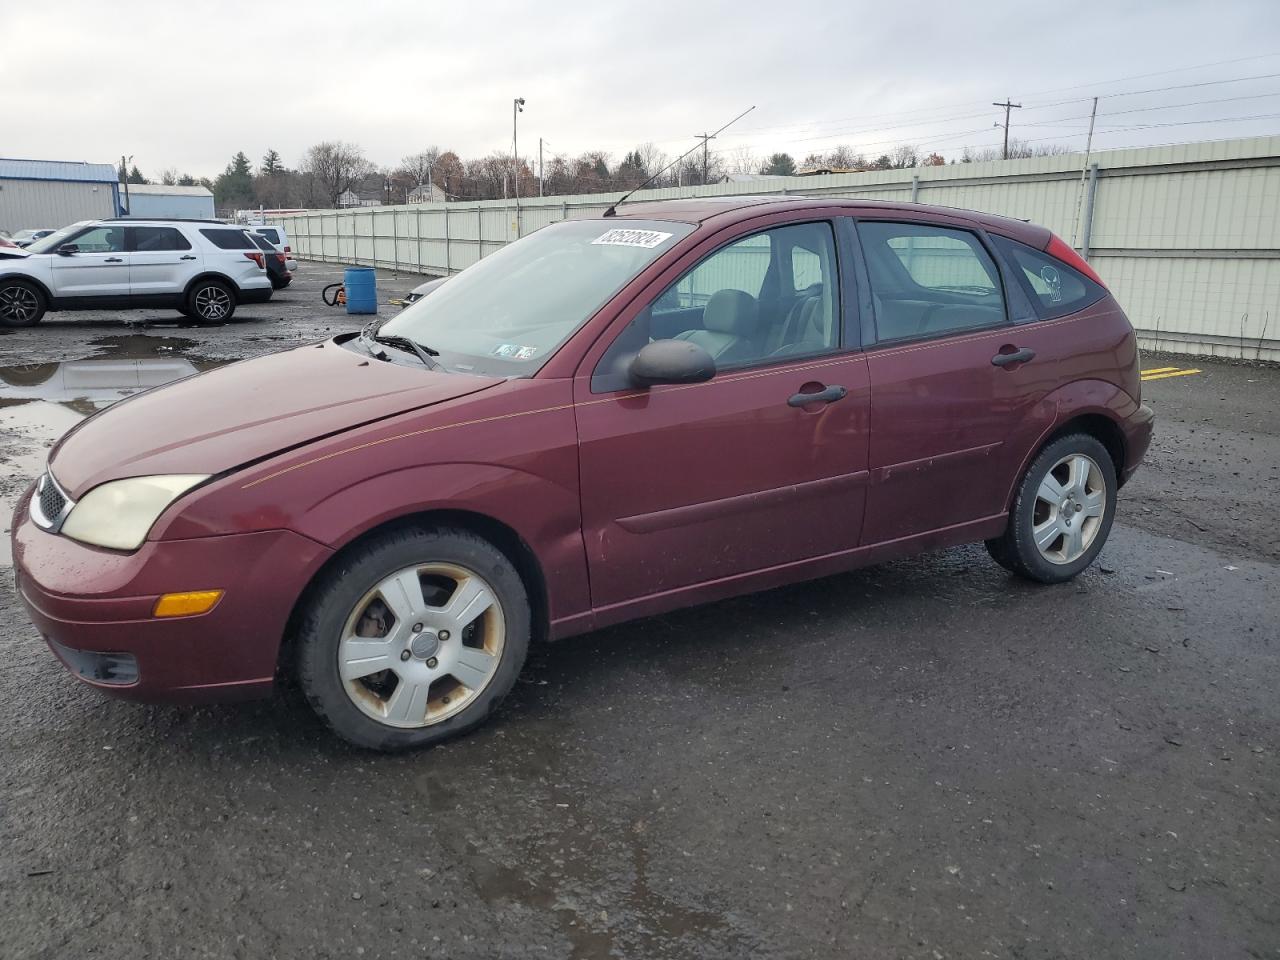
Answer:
398 148 443 189
890 144 919 169
159 168 180 186
826 144 865 169
728 144 758 175
303 141 374 207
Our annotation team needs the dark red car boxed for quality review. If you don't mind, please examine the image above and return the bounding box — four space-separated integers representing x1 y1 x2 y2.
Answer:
13 197 1153 750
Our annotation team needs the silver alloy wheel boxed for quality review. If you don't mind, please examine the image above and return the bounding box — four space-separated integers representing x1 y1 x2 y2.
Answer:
193 284 231 321
338 562 506 728
0 284 39 324
1032 453 1106 565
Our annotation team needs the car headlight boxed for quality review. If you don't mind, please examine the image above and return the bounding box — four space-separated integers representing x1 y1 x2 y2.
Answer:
60 475 209 551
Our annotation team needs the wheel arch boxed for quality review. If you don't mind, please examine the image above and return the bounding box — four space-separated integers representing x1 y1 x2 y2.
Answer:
0 273 54 306
277 507 551 681
183 272 240 298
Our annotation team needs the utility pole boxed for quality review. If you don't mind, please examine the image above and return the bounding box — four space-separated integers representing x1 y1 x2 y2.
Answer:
992 98 1022 160
1069 97 1100 249
120 154 133 215
512 97 525 200
694 132 715 184
538 137 543 197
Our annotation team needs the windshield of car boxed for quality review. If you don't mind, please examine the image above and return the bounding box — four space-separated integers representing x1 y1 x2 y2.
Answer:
375 218 693 377
25 223 88 254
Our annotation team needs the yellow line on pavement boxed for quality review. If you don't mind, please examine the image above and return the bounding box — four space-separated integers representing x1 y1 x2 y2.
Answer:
1142 369 1202 382
1141 367 1178 375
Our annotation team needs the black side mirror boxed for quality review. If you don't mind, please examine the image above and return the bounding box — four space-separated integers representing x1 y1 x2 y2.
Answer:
56 244 78 256
629 339 716 388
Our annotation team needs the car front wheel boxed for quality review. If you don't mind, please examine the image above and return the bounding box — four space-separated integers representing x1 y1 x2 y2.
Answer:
295 526 531 751
0 279 47 327
186 279 236 323
986 433 1117 584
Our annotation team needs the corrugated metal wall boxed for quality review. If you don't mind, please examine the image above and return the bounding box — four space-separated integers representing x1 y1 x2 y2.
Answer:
0 179 117 234
274 135 1280 361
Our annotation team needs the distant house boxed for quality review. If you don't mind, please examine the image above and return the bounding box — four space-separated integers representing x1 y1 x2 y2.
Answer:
337 188 382 208
407 182 447 203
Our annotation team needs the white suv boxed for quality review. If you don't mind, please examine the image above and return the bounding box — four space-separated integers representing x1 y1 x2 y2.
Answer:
0 219 273 326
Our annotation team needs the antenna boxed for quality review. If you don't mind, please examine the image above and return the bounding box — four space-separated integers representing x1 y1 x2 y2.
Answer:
602 105 756 217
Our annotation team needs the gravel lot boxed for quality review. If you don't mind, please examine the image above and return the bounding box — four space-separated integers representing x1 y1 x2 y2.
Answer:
0 263 1276 959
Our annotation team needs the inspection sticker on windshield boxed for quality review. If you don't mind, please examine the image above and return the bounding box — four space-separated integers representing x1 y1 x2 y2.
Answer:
592 228 673 249
492 343 539 360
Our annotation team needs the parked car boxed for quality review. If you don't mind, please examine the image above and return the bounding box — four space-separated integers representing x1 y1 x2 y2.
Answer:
248 225 297 273
0 219 271 325
11 228 57 248
250 232 292 289
0 235 19 250
399 275 448 307
12 197 1152 751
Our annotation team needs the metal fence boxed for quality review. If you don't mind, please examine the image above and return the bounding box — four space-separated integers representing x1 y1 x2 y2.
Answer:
273 135 1280 362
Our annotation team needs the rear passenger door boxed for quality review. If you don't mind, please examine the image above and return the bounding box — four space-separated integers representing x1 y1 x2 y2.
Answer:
855 217 1059 544
127 226 199 297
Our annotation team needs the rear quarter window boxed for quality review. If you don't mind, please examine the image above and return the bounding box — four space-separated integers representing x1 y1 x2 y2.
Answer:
255 228 280 244
991 235 1105 319
200 228 256 250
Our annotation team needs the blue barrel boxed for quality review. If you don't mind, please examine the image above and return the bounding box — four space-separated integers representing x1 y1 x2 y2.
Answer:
343 266 377 315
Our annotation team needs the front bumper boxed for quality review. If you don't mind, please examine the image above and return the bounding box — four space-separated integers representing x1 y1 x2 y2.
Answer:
12 486 332 703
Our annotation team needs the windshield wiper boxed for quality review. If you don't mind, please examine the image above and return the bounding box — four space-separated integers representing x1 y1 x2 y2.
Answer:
367 329 441 370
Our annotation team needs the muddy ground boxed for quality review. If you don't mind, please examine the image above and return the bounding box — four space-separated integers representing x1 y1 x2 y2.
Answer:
0 264 1276 959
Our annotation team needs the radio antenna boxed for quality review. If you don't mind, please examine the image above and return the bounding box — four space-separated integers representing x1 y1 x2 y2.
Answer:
602 105 756 217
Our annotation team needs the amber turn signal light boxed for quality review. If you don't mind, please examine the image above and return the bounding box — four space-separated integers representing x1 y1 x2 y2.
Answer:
153 590 224 618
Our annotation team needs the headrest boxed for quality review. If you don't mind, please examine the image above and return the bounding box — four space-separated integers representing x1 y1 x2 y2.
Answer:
703 289 758 336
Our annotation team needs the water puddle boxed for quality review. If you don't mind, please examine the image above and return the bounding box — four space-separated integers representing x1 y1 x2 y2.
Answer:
0 336 238 565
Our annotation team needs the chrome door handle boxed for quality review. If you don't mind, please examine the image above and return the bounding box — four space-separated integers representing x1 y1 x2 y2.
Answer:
788 384 847 407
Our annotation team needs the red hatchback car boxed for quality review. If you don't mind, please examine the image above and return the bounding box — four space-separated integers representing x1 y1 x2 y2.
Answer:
13 197 1152 750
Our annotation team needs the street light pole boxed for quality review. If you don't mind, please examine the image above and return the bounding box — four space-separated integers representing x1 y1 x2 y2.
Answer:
513 97 525 200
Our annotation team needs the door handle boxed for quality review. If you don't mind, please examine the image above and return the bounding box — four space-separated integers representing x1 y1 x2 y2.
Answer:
991 347 1035 367
104 257 123 263
788 384 847 407
180 255 197 260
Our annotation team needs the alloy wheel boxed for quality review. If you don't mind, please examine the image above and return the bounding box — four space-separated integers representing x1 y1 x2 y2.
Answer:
1032 453 1106 565
194 285 231 321
0 284 39 324
337 562 506 728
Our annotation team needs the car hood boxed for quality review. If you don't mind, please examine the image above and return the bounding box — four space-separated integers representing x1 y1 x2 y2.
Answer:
49 339 502 498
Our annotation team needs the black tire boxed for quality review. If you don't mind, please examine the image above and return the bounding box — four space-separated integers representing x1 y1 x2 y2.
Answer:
0 279 47 327
185 278 236 323
986 433 1117 584
295 526 531 751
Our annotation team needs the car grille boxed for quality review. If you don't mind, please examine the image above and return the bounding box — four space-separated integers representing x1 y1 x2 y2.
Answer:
32 471 72 532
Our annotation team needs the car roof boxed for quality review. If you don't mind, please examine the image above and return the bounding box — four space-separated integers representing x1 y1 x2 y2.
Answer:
612 195 1050 246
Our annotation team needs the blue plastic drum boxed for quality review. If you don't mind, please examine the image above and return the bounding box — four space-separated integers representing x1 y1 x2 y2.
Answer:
343 266 377 315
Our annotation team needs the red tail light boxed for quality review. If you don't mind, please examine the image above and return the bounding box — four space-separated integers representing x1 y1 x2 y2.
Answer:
283 245 291 254
243 252 265 268
274 254 286 265
1045 234 1106 288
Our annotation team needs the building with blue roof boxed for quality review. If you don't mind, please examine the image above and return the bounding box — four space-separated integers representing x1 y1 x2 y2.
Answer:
0 158 122 235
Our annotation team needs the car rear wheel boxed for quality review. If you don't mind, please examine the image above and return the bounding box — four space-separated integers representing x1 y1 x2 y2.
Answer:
295 526 530 751
985 433 1117 584
186 279 235 323
0 280 46 327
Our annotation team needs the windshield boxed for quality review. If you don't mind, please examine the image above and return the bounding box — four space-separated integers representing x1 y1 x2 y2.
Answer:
376 218 693 377
25 223 89 254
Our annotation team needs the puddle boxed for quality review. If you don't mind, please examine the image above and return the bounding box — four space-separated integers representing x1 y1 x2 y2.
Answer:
0 336 238 565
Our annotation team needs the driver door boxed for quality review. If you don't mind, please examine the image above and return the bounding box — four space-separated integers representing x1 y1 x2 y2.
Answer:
50 224 130 299
574 219 871 610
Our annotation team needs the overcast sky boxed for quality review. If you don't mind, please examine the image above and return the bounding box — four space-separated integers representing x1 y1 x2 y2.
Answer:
4 0 1279 178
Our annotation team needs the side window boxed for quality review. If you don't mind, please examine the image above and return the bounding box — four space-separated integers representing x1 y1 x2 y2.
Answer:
68 226 124 253
593 221 840 391
858 221 1007 342
199 228 256 250
255 228 281 244
131 226 192 252
989 235 1103 319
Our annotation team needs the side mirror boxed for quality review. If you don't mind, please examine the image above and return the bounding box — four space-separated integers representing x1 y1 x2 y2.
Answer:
56 244 78 256
629 339 716 388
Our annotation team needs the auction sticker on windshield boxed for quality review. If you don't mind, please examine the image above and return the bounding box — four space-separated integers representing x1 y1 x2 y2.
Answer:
592 229 673 249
